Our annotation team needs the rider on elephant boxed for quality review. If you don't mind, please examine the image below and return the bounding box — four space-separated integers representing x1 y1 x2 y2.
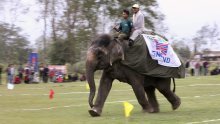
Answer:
113 9 133 41
128 4 145 46
128 4 168 46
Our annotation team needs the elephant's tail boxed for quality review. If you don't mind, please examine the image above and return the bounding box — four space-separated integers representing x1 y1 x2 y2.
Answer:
172 78 176 93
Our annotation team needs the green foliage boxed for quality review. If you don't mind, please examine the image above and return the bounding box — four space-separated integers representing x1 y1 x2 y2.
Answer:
0 22 31 64
172 39 191 61
192 24 220 52
72 61 86 74
102 0 162 29
65 61 86 74
49 40 67 65
37 0 163 65
176 47 191 61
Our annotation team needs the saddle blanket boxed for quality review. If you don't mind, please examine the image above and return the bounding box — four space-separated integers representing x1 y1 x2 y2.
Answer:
142 34 181 67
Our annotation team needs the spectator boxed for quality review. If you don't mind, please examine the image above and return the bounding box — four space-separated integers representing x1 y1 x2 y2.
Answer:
210 67 220 75
18 64 24 82
0 65 2 84
68 74 72 81
14 75 21 84
185 60 190 76
185 61 190 68
24 64 31 84
189 60 195 76
49 68 56 82
72 73 78 81
6 64 15 84
194 61 200 76
199 61 203 76
39 64 44 82
32 73 40 83
203 61 209 76
54 70 63 83
42 65 49 83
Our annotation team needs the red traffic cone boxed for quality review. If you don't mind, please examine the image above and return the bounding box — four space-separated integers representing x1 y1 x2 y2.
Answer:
49 89 54 99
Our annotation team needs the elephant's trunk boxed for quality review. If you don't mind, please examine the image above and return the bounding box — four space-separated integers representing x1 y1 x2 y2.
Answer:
86 51 97 108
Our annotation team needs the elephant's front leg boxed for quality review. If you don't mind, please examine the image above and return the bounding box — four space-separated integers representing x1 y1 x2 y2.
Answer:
89 72 113 117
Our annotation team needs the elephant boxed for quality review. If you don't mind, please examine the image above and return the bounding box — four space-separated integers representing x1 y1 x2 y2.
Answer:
86 34 181 117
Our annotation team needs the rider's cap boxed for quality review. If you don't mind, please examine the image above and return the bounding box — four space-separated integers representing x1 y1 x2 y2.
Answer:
132 4 140 8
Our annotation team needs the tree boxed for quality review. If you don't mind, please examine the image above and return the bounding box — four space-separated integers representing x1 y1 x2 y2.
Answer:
49 39 66 64
0 0 31 64
172 39 191 61
97 0 164 32
0 22 31 64
36 0 164 65
192 24 220 53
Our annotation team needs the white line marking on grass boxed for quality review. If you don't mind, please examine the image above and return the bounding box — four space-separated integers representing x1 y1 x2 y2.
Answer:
26 87 46 90
189 84 220 87
0 89 133 97
186 118 220 124
13 83 220 91
194 96 201 98
209 94 220 96
0 92 90 97
105 99 136 104
175 84 220 88
58 92 89 94
22 107 57 111
112 89 133 92
20 94 48 96
4 92 220 112
57 89 132 95
21 100 138 111
21 104 88 111
1 91 220 98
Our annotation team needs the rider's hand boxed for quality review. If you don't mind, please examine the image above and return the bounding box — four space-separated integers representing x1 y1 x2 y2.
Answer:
128 39 134 47
151 32 156 35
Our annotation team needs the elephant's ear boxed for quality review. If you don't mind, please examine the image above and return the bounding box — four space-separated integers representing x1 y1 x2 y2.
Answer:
109 40 124 65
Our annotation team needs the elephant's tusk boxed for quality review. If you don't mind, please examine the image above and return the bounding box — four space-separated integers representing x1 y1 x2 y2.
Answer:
110 60 112 66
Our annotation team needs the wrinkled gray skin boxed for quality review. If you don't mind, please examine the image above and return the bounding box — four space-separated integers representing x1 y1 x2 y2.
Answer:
86 34 181 117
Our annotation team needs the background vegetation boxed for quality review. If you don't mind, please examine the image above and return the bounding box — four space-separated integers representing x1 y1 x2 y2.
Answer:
0 0 219 71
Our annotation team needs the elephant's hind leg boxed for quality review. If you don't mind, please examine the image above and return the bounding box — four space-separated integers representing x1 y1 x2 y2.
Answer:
171 94 181 110
145 86 160 113
131 81 153 113
156 78 181 111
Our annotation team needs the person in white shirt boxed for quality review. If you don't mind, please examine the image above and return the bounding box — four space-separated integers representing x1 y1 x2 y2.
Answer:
7 64 15 84
129 4 145 46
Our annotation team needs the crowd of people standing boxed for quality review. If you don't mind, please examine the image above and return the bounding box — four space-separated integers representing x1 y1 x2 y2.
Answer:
5 63 38 84
0 63 86 85
185 60 220 76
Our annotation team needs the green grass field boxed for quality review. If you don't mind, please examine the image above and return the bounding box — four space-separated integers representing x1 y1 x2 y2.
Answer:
0 76 220 124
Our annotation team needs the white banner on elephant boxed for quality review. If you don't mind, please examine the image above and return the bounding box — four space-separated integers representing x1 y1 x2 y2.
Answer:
142 34 181 67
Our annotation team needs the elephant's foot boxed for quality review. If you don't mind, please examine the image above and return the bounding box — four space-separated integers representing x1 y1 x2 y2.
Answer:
172 96 181 110
150 107 160 113
142 106 154 113
143 106 159 113
88 107 101 117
